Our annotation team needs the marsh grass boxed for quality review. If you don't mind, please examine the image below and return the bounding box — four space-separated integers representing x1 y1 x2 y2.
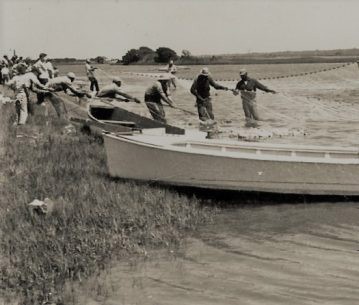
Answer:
0 103 212 304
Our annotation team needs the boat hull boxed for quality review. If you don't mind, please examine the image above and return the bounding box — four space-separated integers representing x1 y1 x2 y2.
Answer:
103 134 359 196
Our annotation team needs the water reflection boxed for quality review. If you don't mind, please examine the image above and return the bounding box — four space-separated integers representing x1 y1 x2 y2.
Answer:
84 198 359 305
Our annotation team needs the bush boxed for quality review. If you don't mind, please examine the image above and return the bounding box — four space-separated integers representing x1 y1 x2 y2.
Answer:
138 46 155 57
155 47 178 63
122 49 141 65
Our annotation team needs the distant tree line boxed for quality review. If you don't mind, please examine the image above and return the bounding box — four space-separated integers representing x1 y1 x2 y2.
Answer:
52 47 359 66
122 46 182 65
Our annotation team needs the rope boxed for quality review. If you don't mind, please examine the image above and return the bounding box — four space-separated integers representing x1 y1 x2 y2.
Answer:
258 62 356 81
174 62 357 83
97 68 116 80
120 62 357 85
93 62 359 126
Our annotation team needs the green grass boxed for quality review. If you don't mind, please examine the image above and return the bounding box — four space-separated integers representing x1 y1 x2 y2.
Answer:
0 102 213 305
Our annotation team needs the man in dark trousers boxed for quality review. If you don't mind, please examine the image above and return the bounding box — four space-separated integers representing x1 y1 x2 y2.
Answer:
144 74 174 123
232 69 276 124
190 67 228 121
85 59 100 93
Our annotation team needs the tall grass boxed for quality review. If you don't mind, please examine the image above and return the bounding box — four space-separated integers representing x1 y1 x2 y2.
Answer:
0 102 213 304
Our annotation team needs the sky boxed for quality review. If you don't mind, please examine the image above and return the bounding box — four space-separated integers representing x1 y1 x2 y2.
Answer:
1 0 359 59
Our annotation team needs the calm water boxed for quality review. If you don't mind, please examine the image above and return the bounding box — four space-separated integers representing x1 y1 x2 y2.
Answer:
84 201 359 305
62 63 359 304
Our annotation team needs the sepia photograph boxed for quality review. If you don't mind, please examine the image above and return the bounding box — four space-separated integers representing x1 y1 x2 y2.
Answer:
1 0 359 304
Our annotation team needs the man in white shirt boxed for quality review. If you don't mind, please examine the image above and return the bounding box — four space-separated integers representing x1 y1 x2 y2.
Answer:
45 72 91 118
85 59 99 92
33 53 50 84
96 77 140 102
166 60 177 89
144 74 175 122
1 64 10 84
46 59 55 79
7 64 49 125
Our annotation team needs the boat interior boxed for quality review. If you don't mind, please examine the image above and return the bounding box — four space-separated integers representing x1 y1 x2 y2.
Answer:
89 105 185 135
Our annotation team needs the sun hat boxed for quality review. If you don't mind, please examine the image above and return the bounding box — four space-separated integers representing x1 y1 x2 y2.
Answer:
200 67 210 76
16 63 27 73
239 69 247 76
112 76 122 83
67 72 76 79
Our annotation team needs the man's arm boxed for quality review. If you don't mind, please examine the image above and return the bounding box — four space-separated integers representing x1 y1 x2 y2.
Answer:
254 79 276 93
113 89 141 103
30 82 52 94
160 92 174 107
209 76 228 91
30 75 49 91
63 83 91 98
114 89 135 100
6 78 16 89
90 66 97 72
151 82 172 106
190 79 197 96
190 79 207 102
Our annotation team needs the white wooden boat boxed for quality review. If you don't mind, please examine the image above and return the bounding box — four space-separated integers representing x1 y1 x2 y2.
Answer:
103 128 359 195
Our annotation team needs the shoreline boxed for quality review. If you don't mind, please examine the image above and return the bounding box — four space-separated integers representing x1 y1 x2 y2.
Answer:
0 88 213 304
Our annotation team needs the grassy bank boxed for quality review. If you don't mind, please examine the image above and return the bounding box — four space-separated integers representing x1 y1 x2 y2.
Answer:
0 102 213 304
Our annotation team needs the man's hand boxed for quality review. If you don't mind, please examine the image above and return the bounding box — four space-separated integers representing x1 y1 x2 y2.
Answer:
167 99 175 107
232 89 239 96
269 90 277 94
134 98 141 104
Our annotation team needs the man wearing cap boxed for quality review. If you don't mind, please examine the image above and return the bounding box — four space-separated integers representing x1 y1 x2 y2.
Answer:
144 74 174 123
33 53 51 105
190 67 229 121
233 69 276 124
33 53 50 84
167 60 177 89
6 64 50 125
3 55 13 68
44 72 91 118
85 59 99 93
1 63 10 84
96 77 140 103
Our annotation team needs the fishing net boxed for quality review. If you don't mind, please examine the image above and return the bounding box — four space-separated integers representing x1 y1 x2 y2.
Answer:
83 62 359 145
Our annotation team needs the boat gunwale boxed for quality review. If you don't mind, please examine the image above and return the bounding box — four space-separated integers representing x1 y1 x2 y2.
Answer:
104 133 359 164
